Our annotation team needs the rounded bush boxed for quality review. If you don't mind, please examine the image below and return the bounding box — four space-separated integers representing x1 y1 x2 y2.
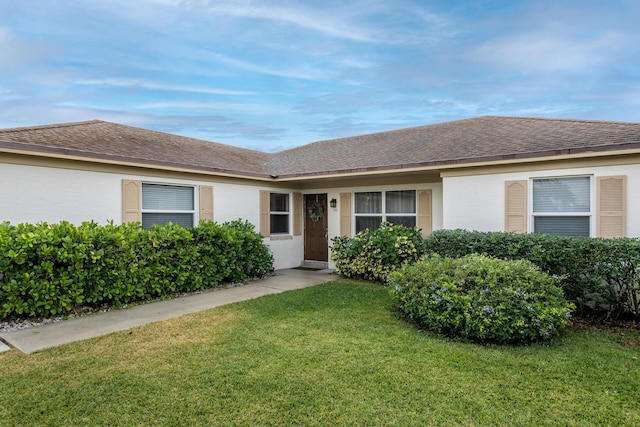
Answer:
390 254 574 345
331 222 426 283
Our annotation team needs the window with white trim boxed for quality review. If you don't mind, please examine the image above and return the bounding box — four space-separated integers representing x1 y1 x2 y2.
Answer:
270 192 290 234
532 176 591 237
354 190 416 233
141 183 195 229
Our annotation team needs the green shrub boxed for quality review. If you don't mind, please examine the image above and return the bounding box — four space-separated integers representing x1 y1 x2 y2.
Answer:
571 237 640 319
424 229 579 284
222 219 274 280
0 220 273 318
391 254 574 345
191 220 273 286
331 222 426 283
136 223 197 297
81 221 145 305
0 221 88 316
424 229 640 319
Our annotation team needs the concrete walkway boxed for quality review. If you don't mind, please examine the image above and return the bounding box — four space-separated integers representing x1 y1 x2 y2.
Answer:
0 268 337 355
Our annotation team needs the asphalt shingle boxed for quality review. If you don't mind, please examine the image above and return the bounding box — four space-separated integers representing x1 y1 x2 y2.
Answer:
269 116 640 177
0 120 270 178
2 116 640 180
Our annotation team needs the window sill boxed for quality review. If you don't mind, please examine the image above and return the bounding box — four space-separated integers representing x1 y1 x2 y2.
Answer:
269 234 293 241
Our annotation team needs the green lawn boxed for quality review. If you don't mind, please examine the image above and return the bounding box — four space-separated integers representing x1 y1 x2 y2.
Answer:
1 280 639 426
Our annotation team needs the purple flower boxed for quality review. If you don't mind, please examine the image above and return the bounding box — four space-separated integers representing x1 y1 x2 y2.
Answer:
566 312 573 319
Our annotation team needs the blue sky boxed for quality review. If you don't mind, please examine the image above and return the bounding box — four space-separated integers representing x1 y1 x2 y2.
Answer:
1 0 639 152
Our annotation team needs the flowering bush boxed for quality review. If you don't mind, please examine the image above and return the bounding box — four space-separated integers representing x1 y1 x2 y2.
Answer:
424 229 640 319
390 254 574 345
330 222 426 283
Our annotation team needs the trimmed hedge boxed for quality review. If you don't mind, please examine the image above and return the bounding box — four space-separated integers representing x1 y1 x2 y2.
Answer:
424 229 640 319
0 220 273 318
330 222 426 283
390 254 574 345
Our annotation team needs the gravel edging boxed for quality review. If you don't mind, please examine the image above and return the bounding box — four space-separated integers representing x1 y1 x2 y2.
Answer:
0 279 255 333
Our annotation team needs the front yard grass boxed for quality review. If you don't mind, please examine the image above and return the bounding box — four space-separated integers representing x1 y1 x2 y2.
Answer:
1 279 639 426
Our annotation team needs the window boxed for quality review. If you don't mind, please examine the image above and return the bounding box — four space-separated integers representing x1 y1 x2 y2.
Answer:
532 176 591 237
354 190 416 233
141 183 195 229
270 192 290 234
355 192 382 232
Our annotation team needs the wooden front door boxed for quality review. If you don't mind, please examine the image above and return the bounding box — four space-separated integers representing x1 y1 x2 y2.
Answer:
304 194 328 262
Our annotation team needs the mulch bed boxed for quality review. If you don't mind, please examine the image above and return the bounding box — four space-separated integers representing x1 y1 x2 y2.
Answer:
570 316 640 348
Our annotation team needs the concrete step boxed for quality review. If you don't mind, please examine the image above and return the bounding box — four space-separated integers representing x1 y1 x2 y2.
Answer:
300 260 328 270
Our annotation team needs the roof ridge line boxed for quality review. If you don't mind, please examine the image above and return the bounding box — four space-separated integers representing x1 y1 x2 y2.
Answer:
0 120 104 133
483 115 640 125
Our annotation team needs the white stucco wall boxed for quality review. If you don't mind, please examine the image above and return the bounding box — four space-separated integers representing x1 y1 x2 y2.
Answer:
267 236 304 270
442 163 640 237
1 163 123 225
0 162 304 269
5 158 639 272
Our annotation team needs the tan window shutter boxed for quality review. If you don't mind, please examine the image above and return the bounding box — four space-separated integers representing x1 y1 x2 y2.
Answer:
293 192 302 236
122 179 141 224
199 185 214 222
339 192 352 237
597 175 626 238
259 190 270 237
417 189 433 237
505 180 527 233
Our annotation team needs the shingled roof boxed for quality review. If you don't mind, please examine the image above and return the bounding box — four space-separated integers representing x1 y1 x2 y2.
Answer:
269 116 640 178
0 120 270 178
2 116 640 180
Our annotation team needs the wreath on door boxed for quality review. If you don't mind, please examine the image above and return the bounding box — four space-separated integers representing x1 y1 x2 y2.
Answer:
308 201 325 222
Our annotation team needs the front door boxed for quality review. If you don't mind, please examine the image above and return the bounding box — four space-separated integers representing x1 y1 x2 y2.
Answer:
304 194 328 262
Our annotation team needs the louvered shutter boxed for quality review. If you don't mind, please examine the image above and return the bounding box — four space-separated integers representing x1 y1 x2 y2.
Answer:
122 179 141 224
293 192 302 236
339 192 352 237
417 189 433 237
259 190 270 237
199 185 214 222
505 180 527 233
597 176 626 238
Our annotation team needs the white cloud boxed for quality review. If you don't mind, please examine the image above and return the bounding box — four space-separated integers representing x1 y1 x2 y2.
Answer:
180 1 384 43
0 26 51 70
133 100 291 115
206 52 334 81
474 30 627 74
156 0 452 46
76 78 256 96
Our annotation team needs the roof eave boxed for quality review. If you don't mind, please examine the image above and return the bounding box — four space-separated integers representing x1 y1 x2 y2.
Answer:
0 142 275 182
273 144 640 182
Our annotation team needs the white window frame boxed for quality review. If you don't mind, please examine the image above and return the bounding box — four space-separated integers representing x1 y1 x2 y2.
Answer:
530 175 594 237
141 182 196 229
270 192 290 235
354 190 417 234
